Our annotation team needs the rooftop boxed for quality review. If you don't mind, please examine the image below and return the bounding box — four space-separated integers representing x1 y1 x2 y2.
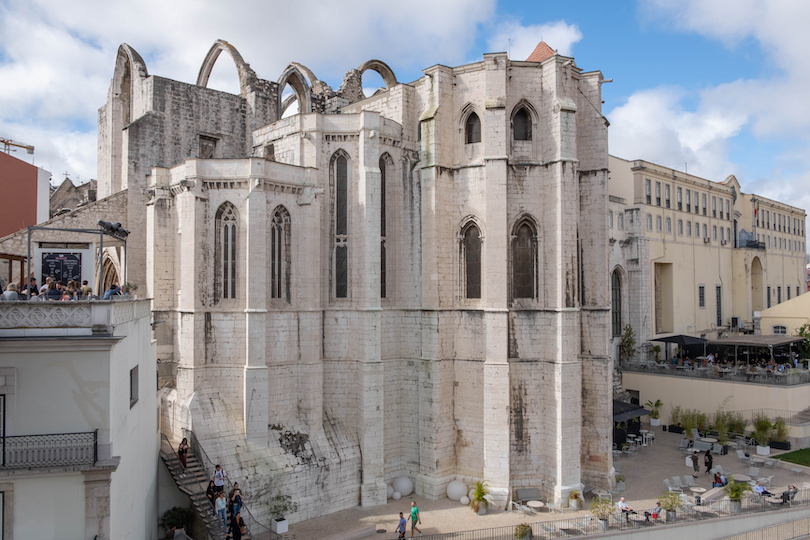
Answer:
526 41 557 63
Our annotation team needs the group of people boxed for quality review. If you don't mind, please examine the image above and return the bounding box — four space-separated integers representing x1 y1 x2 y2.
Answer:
394 502 422 538
1 276 127 301
689 449 715 478
204 465 245 539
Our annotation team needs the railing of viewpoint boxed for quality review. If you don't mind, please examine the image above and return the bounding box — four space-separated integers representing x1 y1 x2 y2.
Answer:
417 490 810 540
622 361 810 388
720 517 810 540
183 429 279 540
0 430 97 469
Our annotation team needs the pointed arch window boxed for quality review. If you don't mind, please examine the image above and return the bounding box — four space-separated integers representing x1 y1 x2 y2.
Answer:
462 222 482 298
612 270 622 337
215 202 238 300
513 107 532 141
380 156 388 298
270 206 291 301
333 153 349 298
465 112 481 144
512 220 537 299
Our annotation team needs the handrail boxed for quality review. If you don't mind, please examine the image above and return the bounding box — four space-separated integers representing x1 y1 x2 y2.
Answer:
182 428 278 540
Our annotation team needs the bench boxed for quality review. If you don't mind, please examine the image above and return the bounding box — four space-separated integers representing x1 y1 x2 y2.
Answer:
515 488 541 504
701 487 725 502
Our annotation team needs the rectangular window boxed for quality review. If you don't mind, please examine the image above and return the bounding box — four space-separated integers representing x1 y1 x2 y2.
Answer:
703 224 707 238
646 179 652 204
777 286 782 304
798 286 801 298
788 287 791 300
609 211 614 228
646 214 652 230
665 184 671 208
687 221 692 236
713 226 717 240
767 286 771 308
686 190 691 212
335 245 348 298
699 285 705 308
656 215 662 232
618 212 624 229
678 220 683 235
721 228 725 241
666 218 672 234
677 187 682 210
726 200 730 220
656 182 661 206
129 365 139 408
767 210 770 229
716 285 722 327
712 196 717 217
702 193 707 215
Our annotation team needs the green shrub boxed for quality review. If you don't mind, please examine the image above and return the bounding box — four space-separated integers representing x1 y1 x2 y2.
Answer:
159 506 195 535
772 418 789 443
670 405 681 426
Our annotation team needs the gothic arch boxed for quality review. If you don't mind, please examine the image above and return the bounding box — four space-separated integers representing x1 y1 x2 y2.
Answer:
112 44 149 126
510 99 538 141
101 255 121 294
196 39 257 97
277 65 312 117
510 214 539 301
357 59 398 90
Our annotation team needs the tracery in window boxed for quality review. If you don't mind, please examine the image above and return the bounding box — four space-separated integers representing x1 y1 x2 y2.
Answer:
215 202 238 301
270 206 291 302
465 112 481 144
332 152 350 298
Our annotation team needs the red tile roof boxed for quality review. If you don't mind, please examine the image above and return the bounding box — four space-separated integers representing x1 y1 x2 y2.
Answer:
526 41 556 63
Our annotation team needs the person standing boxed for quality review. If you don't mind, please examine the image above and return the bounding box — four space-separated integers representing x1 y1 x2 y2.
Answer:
690 450 700 478
80 280 93 299
206 480 217 516
231 487 243 516
704 449 713 474
177 438 189 478
213 464 227 495
409 501 421 537
215 492 228 529
102 283 120 300
395 512 407 539
228 511 245 540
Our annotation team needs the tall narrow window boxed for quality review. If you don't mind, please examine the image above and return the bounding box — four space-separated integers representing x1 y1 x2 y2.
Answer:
777 286 782 304
699 285 705 308
687 221 692 236
677 187 682 210
646 214 652 230
270 206 291 301
656 182 661 206
712 196 717 217
646 180 652 204
609 211 614 228
665 184 671 208
380 156 388 298
512 220 537 299
656 215 662 232
611 270 622 337
333 153 349 298
767 286 771 308
702 193 707 215
716 286 722 327
465 112 481 144
215 202 238 300
463 223 481 298
129 365 139 408
513 107 532 141
686 190 691 212
618 212 624 229
678 220 683 235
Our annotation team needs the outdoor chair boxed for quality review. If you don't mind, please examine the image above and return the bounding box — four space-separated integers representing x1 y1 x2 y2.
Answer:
713 465 727 475
712 444 723 454
546 498 563 513
664 479 682 493
746 466 761 477
757 475 774 486
683 475 698 488
671 476 686 489
613 461 623 473
574 516 594 534
677 439 690 450
736 449 752 465
691 428 701 440
541 522 560 537
511 500 534 515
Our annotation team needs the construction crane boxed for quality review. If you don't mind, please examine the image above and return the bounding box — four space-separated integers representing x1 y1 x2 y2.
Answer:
0 138 35 154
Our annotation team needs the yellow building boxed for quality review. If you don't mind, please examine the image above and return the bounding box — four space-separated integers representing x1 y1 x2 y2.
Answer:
608 156 807 362
758 291 810 337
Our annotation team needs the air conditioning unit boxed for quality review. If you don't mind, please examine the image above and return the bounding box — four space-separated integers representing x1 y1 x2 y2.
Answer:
703 237 710 243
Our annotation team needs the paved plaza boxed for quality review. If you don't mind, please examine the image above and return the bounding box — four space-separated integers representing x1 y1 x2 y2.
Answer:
289 428 808 540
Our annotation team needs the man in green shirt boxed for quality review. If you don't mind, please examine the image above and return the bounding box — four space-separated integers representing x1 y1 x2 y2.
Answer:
409 501 421 536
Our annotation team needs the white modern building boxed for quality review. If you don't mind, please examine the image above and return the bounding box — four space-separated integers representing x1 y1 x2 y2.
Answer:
0 299 157 540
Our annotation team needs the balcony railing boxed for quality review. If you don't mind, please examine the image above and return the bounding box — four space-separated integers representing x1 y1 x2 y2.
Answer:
0 430 97 469
621 361 810 387
738 239 766 250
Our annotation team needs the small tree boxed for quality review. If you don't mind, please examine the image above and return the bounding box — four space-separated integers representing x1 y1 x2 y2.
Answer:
589 496 615 520
652 345 661 362
268 494 298 520
159 506 195 536
796 323 810 359
619 325 637 362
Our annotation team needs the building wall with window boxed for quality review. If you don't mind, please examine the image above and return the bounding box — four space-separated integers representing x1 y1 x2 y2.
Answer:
89 40 613 524
608 156 807 364
757 290 810 337
0 300 157 540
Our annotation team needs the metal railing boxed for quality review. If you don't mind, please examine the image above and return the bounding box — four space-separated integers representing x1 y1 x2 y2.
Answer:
182 428 279 540
0 429 97 469
738 240 766 250
622 361 810 387
418 489 810 540
720 517 810 540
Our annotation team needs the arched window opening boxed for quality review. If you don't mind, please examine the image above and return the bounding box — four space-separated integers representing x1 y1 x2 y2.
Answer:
773 325 787 335
270 206 291 302
265 144 275 161
280 83 300 119
465 113 481 144
380 156 388 298
612 270 622 337
513 107 532 141
512 221 537 299
463 224 481 298
215 202 238 301
333 154 349 298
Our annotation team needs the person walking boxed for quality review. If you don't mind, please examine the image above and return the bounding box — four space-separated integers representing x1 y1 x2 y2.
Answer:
395 512 407 539
231 486 243 516
206 480 217 516
215 492 228 529
409 501 422 537
704 449 713 474
213 464 227 495
228 511 245 540
177 438 189 478
690 450 700 478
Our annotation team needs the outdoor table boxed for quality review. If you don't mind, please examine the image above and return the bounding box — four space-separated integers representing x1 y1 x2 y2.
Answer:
527 500 544 511
700 437 718 444
689 487 707 493
751 457 766 465
735 474 752 482
594 489 612 501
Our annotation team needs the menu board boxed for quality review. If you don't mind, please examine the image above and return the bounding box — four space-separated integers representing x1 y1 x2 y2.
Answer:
42 252 82 285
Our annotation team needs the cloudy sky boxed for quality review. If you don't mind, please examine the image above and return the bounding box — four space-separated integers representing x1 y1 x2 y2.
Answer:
1 0 809 236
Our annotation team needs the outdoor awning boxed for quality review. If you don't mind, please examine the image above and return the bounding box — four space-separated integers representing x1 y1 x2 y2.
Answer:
650 334 708 347
613 400 651 423
708 336 805 347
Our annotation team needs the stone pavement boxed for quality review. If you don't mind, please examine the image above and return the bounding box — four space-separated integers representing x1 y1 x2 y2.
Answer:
288 428 808 540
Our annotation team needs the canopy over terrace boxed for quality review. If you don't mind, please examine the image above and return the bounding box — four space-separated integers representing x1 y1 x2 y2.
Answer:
708 335 806 364
650 334 708 360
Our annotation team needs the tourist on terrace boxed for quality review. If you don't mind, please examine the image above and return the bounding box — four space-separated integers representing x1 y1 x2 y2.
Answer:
102 283 120 300
228 510 245 540
617 497 636 521
712 473 723 487
704 449 713 474
44 282 61 300
1 283 19 301
753 481 771 496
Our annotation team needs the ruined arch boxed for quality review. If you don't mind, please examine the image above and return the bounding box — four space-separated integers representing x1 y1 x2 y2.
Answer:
357 59 398 90
108 44 148 194
277 65 312 117
101 255 121 294
196 39 257 97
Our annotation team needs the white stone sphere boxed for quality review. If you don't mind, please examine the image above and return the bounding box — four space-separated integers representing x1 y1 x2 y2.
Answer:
460 496 470 505
446 480 467 501
392 491 401 500
387 485 394 498
393 476 414 497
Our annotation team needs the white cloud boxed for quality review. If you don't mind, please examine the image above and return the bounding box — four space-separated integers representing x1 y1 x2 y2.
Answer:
487 20 582 60
0 0 497 182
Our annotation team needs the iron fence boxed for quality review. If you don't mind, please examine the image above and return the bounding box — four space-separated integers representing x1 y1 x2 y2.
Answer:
0 429 97 469
720 517 810 540
416 489 810 540
622 362 810 388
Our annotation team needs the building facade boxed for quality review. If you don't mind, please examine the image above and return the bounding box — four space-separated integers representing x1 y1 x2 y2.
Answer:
608 155 807 363
0 299 157 540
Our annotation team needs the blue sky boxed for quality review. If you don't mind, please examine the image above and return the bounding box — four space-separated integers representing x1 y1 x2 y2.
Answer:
1 0 809 238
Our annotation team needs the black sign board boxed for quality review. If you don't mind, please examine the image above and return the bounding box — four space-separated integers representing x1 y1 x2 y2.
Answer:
42 252 82 285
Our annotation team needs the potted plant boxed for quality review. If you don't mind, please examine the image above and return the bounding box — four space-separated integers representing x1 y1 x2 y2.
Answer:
669 405 684 434
470 480 489 515
770 418 791 450
752 413 773 455
268 494 298 534
723 476 752 513
715 414 729 454
659 491 682 522
515 523 533 540
619 325 636 364
652 345 661 363
568 490 582 510
589 496 614 532
645 399 663 427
